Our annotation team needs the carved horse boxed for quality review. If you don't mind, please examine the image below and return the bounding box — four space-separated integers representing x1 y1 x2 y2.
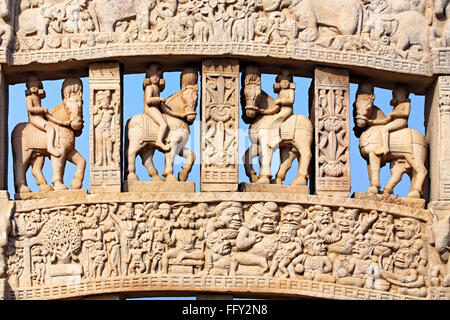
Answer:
12 78 86 194
125 68 198 183
353 84 428 198
241 67 313 186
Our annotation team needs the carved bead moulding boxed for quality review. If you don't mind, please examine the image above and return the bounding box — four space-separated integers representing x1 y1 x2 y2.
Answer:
1 0 450 78
3 192 448 300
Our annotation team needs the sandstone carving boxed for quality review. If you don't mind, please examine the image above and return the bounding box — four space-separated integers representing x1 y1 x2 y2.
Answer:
241 66 313 188
11 77 86 197
354 81 428 199
125 64 198 185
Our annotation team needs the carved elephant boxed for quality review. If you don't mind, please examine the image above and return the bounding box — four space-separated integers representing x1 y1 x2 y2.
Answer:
368 11 428 60
431 209 450 286
91 0 157 32
260 0 293 12
15 6 54 37
288 0 364 42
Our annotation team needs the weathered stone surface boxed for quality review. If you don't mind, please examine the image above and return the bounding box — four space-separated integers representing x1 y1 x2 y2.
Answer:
239 183 309 194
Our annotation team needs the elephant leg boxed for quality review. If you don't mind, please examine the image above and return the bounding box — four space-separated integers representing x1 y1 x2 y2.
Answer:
366 151 381 194
275 147 296 184
66 149 86 190
50 153 68 191
30 156 53 192
243 143 259 183
178 148 195 182
140 148 162 182
126 142 141 181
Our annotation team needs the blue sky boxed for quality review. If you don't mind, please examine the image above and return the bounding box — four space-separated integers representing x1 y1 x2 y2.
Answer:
7 71 425 197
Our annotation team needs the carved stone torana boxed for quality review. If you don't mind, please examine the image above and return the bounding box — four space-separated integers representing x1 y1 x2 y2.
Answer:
89 62 122 193
201 59 239 192
310 67 350 197
1 195 445 300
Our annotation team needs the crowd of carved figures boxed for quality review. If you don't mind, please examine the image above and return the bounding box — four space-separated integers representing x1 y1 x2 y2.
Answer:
3 0 448 62
4 201 448 297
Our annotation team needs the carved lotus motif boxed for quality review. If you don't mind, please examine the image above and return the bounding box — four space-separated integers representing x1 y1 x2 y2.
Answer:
210 105 232 122
322 116 343 133
319 157 346 177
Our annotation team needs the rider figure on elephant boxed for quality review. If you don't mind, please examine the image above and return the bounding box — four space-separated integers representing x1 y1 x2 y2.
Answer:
26 76 62 157
366 84 411 156
143 64 171 152
270 70 296 148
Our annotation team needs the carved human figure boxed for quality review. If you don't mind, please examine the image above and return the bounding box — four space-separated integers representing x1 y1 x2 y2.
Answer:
394 217 427 268
109 203 137 275
204 231 233 275
281 204 306 235
30 245 46 284
379 247 427 297
354 81 428 198
126 239 146 275
290 236 335 282
365 213 396 269
161 209 205 274
143 64 170 152
303 205 341 244
91 241 107 277
229 202 279 276
269 224 302 277
0 0 13 48
102 221 121 276
25 76 62 157
206 202 244 249
93 90 117 166
147 203 171 273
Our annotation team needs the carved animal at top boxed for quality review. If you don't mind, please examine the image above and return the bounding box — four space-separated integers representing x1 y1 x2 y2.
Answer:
0 0 12 47
434 0 450 46
91 0 157 32
15 6 55 37
288 0 364 42
260 0 293 12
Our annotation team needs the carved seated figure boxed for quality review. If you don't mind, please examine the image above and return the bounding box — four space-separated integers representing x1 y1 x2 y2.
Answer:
380 247 427 297
161 209 205 274
229 202 280 276
289 236 335 283
204 231 233 276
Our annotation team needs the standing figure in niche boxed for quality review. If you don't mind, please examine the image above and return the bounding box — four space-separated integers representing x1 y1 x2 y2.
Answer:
26 76 62 157
93 90 117 166
143 64 170 152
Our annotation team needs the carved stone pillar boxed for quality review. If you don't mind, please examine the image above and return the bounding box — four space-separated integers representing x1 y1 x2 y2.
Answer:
201 60 239 192
89 63 123 193
309 67 350 197
0 66 7 190
426 75 450 203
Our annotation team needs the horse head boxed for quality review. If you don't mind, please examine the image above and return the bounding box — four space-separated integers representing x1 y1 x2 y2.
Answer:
180 67 199 124
435 0 449 19
59 77 84 136
354 81 376 132
242 65 262 119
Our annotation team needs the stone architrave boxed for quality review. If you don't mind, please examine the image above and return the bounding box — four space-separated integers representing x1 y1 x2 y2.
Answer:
201 60 239 192
426 75 450 202
0 66 7 190
310 67 350 197
89 63 123 193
